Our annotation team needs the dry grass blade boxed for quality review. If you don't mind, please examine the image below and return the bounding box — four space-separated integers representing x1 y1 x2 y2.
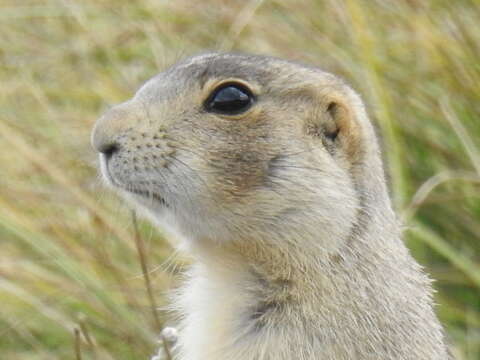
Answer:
220 0 266 51
0 119 135 250
78 315 98 360
74 328 83 360
403 170 480 221
440 98 480 176
409 224 480 288
132 211 172 360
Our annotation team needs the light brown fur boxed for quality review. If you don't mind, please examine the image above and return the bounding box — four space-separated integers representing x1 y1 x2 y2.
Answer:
91 53 451 360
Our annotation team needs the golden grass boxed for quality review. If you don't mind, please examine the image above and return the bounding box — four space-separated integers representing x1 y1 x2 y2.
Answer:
1 0 479 359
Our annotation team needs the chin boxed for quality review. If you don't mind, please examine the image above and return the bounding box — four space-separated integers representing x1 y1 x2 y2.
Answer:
126 192 189 248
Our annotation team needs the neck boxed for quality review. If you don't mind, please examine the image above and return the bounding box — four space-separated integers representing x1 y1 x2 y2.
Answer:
173 207 448 360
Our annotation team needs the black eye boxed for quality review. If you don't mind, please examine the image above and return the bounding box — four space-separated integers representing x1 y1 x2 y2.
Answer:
205 83 254 115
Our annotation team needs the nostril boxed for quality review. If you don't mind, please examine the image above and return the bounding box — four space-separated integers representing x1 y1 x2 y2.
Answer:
100 143 119 159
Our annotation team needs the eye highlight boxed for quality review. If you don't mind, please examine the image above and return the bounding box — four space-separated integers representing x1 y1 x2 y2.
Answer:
205 83 254 115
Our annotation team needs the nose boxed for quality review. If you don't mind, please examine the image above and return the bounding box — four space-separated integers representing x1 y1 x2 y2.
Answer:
91 101 138 156
91 118 120 160
99 143 119 159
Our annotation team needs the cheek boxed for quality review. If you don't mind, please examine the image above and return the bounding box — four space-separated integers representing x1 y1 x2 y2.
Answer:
164 153 360 250
203 147 272 201
197 116 277 198
240 153 361 244
312 167 360 250
315 173 360 235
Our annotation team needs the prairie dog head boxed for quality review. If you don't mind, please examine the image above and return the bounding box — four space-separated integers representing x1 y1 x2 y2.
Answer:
91 53 387 254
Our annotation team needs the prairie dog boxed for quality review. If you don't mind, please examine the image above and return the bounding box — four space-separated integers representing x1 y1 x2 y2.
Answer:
91 53 451 359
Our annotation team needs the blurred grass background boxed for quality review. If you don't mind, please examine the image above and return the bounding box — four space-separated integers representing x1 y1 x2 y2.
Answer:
0 0 479 359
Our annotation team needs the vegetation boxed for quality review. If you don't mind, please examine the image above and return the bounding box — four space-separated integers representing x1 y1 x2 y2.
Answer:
0 0 479 359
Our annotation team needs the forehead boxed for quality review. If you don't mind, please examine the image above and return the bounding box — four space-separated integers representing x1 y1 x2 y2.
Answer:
170 53 279 83
135 53 324 102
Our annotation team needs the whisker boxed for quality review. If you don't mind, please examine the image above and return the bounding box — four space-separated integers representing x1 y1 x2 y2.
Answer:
160 163 196 212
267 173 314 193
269 164 328 174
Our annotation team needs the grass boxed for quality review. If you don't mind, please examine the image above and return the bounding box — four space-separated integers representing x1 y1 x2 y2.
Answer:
0 0 479 359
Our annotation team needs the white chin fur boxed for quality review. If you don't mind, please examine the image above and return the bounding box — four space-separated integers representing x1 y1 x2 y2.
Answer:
132 196 234 253
99 154 114 186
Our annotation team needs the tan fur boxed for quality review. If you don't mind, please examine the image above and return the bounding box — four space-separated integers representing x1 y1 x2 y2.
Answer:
91 53 451 360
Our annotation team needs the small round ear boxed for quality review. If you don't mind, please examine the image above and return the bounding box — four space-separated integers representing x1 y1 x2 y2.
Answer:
327 96 362 162
307 93 363 164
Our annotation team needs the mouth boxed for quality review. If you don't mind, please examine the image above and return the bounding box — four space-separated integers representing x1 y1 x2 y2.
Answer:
100 155 169 207
127 188 169 207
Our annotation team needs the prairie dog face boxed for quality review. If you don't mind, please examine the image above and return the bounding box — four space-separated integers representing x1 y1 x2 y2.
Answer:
92 53 373 252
